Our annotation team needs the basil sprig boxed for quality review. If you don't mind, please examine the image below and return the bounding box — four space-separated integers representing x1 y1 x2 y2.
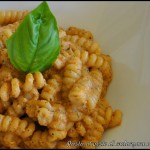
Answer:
6 1 60 73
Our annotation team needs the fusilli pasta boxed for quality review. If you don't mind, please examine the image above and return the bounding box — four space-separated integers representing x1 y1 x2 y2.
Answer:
24 130 57 149
64 35 101 55
0 10 28 25
0 114 35 138
66 26 93 40
26 99 54 126
0 132 23 148
6 96 28 117
62 56 82 99
0 7 123 148
68 69 103 113
54 48 74 70
0 28 12 47
40 74 62 102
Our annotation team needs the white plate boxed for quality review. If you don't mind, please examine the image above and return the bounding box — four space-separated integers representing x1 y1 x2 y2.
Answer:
0 1 150 149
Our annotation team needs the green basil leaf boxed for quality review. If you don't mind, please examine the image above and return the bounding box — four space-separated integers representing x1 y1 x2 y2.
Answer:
6 1 60 73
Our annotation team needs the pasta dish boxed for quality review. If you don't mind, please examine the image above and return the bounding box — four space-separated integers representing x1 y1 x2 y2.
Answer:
0 2 122 149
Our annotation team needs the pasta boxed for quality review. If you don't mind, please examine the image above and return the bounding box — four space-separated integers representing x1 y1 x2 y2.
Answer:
64 35 101 55
0 52 24 83
0 7 123 149
6 96 28 117
66 26 93 40
26 99 54 126
0 28 13 47
67 126 80 138
108 109 122 128
24 130 57 149
0 20 21 33
77 99 112 149
0 101 10 113
54 48 74 70
40 74 62 102
68 69 103 113
0 72 44 102
62 56 82 99
0 132 23 149
0 10 28 25
66 104 84 122
48 104 67 130
0 114 35 139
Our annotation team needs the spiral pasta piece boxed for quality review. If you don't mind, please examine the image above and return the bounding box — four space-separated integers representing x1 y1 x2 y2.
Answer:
66 26 93 40
78 100 106 149
64 35 101 55
24 130 57 149
70 44 89 65
54 48 74 70
0 114 35 139
108 109 122 128
0 28 13 47
70 43 108 72
92 98 122 130
0 10 28 25
0 101 10 113
6 96 28 117
62 57 82 99
100 54 112 98
0 132 23 148
75 121 86 136
11 78 20 98
33 72 46 89
26 99 54 125
26 100 68 135
22 73 34 92
0 20 21 32
0 82 10 102
86 53 104 68
104 106 113 129
0 78 21 102
86 69 103 111
25 128 69 148
48 104 67 130
100 54 112 81
48 129 67 140
66 103 84 122
67 126 80 138
76 115 104 141
23 87 39 101
36 100 54 126
0 65 20 87
68 74 92 107
68 69 103 113
23 72 45 92
59 27 67 39
40 74 62 102
0 72 44 102
101 81 108 99
25 122 69 148
95 98 110 118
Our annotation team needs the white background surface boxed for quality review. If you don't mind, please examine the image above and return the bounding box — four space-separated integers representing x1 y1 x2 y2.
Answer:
0 1 150 149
